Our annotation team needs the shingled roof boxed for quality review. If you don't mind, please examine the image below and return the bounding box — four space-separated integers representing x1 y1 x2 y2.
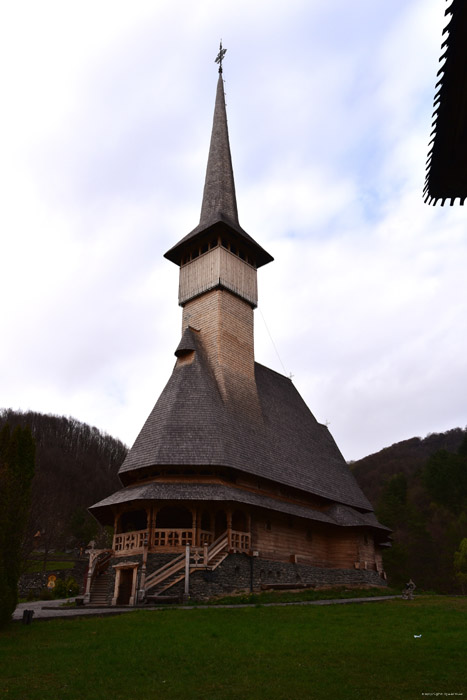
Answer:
90 482 390 535
118 330 374 513
424 0 467 205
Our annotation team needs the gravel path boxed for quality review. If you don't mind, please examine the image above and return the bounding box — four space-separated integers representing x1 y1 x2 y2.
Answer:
13 595 399 621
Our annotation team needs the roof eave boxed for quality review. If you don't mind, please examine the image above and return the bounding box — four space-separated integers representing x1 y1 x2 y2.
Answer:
164 219 274 268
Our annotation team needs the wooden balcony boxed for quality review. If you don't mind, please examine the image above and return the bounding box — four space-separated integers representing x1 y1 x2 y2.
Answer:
113 527 250 555
114 530 148 553
153 528 194 548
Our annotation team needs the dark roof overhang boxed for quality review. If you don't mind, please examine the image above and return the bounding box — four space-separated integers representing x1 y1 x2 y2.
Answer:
425 0 467 205
164 219 274 269
89 482 389 535
90 482 337 527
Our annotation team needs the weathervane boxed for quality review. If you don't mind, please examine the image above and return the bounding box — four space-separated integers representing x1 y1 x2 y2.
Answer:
215 40 227 73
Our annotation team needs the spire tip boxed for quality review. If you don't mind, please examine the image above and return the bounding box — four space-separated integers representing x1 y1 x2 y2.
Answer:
215 40 227 74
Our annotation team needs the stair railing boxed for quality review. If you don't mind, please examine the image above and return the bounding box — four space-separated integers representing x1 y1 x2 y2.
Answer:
143 553 185 592
83 549 112 604
143 531 230 595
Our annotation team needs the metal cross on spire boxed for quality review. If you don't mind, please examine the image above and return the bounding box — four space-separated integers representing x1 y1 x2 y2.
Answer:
215 40 227 73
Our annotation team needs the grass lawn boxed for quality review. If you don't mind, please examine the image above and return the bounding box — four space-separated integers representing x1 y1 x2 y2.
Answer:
196 585 399 605
23 560 76 573
1 597 466 699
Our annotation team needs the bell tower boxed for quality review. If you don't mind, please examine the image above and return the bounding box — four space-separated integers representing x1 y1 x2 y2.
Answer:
164 48 273 405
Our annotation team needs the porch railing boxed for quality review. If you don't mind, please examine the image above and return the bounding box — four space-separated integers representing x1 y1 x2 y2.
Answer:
114 530 148 552
230 530 250 552
199 529 213 545
153 529 194 547
113 527 250 554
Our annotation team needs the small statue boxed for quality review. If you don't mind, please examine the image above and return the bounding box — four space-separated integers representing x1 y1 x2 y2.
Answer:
402 578 416 600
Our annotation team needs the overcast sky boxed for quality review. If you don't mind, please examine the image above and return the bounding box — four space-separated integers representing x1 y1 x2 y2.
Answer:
1 0 465 461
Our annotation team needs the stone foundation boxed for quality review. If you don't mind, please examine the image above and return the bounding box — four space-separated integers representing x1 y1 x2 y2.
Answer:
169 554 385 599
18 559 87 598
101 552 386 605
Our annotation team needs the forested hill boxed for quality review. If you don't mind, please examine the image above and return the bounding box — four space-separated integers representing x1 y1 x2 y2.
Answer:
0 409 127 551
351 427 467 592
351 428 467 506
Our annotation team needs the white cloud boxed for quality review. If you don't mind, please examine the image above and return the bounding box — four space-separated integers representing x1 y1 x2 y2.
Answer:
0 0 465 462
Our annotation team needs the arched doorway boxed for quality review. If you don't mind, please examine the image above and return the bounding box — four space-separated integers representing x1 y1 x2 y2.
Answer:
199 509 213 545
117 509 147 534
232 509 247 532
117 568 134 605
231 509 250 551
214 510 227 539
112 564 138 606
154 506 193 547
156 506 192 528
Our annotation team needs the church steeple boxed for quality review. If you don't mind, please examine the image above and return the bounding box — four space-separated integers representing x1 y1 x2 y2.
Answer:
198 71 239 233
164 53 273 270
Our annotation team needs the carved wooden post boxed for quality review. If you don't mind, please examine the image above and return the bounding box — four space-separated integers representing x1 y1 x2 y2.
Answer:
227 510 232 549
184 545 190 598
204 543 208 566
146 506 154 551
113 512 120 550
112 567 120 606
139 531 149 602
193 507 199 546
83 549 96 604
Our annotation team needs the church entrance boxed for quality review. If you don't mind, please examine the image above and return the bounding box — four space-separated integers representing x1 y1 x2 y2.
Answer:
116 568 134 605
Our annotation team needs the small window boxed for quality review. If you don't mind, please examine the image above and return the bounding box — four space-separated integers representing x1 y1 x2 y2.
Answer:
201 243 209 254
239 250 246 261
192 248 199 259
231 244 238 256
210 239 217 249
221 238 229 249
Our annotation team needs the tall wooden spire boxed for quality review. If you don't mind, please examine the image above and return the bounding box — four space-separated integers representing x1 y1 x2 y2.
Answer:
198 72 239 232
164 61 273 269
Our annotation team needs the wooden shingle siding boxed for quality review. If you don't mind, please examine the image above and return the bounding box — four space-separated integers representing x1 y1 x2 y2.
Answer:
182 288 257 408
179 246 258 307
88 65 389 594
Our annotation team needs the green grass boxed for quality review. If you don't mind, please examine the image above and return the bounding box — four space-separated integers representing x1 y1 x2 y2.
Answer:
1 597 466 699
23 560 75 573
193 585 399 605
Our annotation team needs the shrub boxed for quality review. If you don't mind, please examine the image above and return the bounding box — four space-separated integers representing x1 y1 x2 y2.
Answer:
53 577 79 599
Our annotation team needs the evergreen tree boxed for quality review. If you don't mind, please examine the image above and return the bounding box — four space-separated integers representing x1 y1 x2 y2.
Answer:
0 425 35 626
453 538 467 593
423 447 467 515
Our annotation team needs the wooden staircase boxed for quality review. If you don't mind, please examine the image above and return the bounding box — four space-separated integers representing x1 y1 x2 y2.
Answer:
144 532 229 599
89 569 110 605
84 549 112 605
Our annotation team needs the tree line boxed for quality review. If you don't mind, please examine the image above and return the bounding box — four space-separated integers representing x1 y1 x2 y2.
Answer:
352 427 467 592
0 409 127 560
0 424 35 625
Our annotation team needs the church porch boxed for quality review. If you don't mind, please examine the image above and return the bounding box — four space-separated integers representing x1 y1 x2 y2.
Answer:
111 503 251 556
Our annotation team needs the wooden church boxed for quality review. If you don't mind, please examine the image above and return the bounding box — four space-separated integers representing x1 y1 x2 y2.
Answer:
86 55 390 606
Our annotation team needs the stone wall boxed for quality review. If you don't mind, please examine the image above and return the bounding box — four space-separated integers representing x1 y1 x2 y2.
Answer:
18 559 87 598
181 554 386 599
99 551 386 605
